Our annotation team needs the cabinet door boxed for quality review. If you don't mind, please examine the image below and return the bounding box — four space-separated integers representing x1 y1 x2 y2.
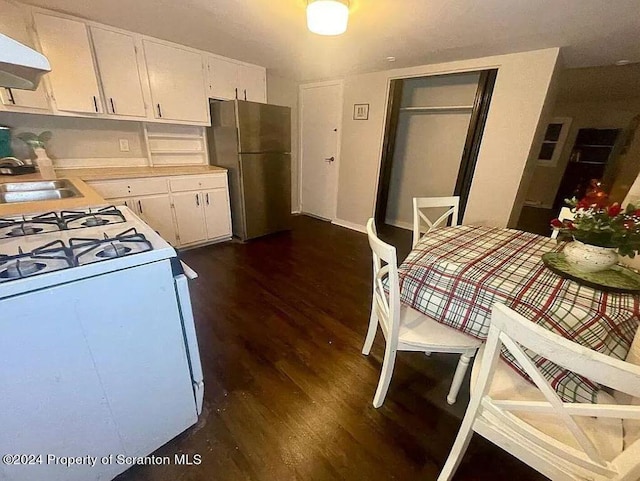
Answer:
136 194 177 245
143 40 208 123
33 13 102 114
203 188 231 240
237 64 266 103
0 0 49 110
172 191 206 245
90 27 146 118
207 55 238 100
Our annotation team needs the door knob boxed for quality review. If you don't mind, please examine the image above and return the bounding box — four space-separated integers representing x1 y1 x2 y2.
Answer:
324 156 335 163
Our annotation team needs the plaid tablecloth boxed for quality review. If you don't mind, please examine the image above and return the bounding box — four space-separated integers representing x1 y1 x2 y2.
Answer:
398 225 640 403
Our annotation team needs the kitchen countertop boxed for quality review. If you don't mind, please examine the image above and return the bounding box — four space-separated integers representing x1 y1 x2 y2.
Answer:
0 177 106 217
59 165 227 181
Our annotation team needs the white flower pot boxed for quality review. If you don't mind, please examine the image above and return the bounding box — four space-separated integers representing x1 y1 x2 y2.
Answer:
563 240 618 273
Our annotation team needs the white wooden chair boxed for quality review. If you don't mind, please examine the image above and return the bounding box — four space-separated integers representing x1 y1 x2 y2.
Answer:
438 303 640 481
550 207 575 239
413 196 460 248
362 218 482 407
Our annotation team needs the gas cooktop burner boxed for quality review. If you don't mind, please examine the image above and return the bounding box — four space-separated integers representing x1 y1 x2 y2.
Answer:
0 206 127 238
82 217 110 227
8 225 44 237
0 240 73 283
97 243 131 258
70 228 153 266
1 260 47 279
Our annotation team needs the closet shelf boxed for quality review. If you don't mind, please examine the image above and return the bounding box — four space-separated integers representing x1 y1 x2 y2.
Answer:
399 105 474 112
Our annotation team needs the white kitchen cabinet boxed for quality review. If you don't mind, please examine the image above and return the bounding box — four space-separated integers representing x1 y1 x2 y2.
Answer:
206 55 238 100
237 64 267 103
137 194 176 245
206 55 266 103
203 188 232 240
90 27 147 118
143 40 208 123
172 191 207 245
0 0 49 111
33 13 102 114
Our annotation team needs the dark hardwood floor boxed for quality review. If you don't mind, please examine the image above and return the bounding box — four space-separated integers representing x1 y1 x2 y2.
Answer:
116 215 547 481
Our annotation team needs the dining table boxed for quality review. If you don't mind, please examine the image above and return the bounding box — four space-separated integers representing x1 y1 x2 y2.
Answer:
397 224 640 403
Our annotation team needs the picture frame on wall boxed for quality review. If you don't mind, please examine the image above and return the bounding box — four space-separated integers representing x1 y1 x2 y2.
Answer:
353 104 369 120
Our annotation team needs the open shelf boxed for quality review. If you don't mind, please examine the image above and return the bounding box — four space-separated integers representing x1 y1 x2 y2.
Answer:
399 105 474 113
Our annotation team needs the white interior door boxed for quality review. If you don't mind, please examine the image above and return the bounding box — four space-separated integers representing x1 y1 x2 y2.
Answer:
300 81 342 220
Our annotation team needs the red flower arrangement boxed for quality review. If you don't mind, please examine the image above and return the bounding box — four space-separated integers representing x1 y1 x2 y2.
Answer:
551 197 640 258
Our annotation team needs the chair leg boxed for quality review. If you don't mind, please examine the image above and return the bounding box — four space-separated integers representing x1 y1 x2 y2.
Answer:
437 412 476 481
362 304 378 355
372 343 397 408
447 354 472 405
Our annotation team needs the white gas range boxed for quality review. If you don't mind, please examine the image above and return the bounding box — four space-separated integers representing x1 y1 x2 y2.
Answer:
0 205 204 481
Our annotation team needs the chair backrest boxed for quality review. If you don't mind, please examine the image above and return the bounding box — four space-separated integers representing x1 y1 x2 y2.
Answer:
366 218 401 346
474 303 640 480
413 196 460 247
550 207 575 239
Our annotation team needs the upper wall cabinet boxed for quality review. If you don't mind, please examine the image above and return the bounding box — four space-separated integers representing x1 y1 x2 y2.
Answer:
90 27 147 118
0 0 49 111
237 64 267 103
33 13 103 114
143 40 208 124
206 55 266 103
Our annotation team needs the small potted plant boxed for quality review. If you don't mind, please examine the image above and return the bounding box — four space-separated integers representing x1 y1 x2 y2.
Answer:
551 197 640 272
16 131 55 179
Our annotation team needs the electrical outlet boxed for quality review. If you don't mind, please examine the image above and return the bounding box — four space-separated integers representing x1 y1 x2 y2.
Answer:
119 139 130 152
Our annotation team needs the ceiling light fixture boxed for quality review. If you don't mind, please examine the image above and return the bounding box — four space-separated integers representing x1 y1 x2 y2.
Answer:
307 0 349 36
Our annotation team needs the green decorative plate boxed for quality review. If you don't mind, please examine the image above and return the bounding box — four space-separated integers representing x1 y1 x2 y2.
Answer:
542 252 640 294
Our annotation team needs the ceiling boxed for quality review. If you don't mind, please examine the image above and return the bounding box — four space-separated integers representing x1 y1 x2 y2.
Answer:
23 0 640 81
557 64 640 103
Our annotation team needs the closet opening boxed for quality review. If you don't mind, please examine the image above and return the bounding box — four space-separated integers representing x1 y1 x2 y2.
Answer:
374 69 498 233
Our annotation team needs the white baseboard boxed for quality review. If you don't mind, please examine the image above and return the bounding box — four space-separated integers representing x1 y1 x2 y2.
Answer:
331 218 367 234
385 219 413 231
291 210 301 214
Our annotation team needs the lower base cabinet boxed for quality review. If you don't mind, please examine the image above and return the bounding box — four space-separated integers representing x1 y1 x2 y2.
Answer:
172 191 207 245
88 173 232 248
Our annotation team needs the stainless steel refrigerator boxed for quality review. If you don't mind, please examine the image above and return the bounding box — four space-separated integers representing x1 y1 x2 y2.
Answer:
208 100 292 241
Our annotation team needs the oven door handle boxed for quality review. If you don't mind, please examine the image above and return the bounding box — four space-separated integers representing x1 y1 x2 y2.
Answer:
180 261 198 280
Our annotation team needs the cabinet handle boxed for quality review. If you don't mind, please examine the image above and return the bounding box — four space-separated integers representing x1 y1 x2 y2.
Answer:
6 88 15 105
196 193 200 206
206 193 209 205
124 200 128 207
93 96 99 112
138 200 143 213
109 98 116 114
244 89 247 101
235 88 238 99
157 103 163 118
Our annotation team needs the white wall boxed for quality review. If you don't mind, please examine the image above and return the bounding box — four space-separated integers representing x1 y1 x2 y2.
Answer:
267 72 300 212
0 112 146 162
334 48 560 229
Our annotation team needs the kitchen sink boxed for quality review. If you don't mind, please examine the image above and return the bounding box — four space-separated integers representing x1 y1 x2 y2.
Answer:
0 180 75 192
0 189 80 203
0 179 82 204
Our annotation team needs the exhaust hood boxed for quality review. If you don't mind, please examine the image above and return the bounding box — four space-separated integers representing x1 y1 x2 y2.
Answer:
0 33 50 90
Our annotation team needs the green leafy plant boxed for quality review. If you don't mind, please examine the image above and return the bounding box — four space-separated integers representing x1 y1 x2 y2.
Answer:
551 198 640 258
16 131 52 149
